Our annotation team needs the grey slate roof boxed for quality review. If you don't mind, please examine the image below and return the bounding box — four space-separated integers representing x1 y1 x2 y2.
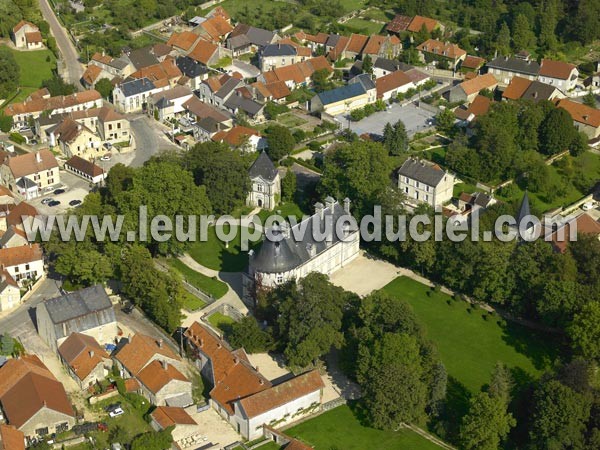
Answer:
126 46 159 70
349 73 376 91
374 58 413 73
517 191 531 223
249 151 277 181
224 94 264 116
398 158 446 187
316 83 366 106
325 34 341 48
229 24 275 50
262 43 296 57
43 285 114 325
520 80 558 102
251 200 357 274
215 78 242 99
109 57 130 70
16 177 37 189
165 392 193 407
176 56 209 78
120 77 156 97
486 56 540 77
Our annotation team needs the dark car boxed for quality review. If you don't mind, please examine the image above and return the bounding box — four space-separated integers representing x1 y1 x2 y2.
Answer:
69 199 82 207
54 188 66 195
104 403 121 413
48 200 61 207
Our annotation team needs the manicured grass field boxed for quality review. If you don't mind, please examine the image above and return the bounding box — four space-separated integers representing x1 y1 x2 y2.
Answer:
167 258 228 300
381 277 559 393
2 46 56 90
208 312 236 331
256 442 281 450
181 291 207 311
452 181 479 198
188 225 261 272
277 113 307 128
344 18 384 34
285 405 443 450
257 202 306 223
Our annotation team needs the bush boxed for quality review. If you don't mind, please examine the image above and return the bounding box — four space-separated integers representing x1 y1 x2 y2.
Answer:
293 129 307 143
9 133 25 144
307 140 322 151
350 109 365 121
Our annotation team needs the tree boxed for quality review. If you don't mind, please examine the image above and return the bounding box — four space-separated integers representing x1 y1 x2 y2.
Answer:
435 108 456 135
109 424 128 444
226 316 273 353
95 77 113 99
184 141 250 214
538 0 560 53
511 13 536 50
131 429 173 450
281 169 297 203
42 74 76 96
459 391 516 450
359 332 428 429
539 107 577 155
0 111 13 132
0 333 14 355
530 379 591 449
573 0 600 44
583 90 597 108
311 68 332 93
265 125 295 161
361 54 373 74
0 46 19 98
568 302 600 362
495 22 511 55
383 120 408 155
264 101 288 120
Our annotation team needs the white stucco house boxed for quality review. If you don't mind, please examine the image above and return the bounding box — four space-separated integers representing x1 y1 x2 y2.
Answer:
397 158 454 207
538 59 579 93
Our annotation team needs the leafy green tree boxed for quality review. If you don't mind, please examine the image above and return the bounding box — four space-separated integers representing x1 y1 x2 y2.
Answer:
538 0 560 53
459 391 515 450
0 333 14 355
131 429 173 450
435 108 456 135
573 0 600 44
311 68 332 93
105 163 135 201
226 316 273 353
95 77 113 100
184 141 250 214
383 120 408 155
108 425 128 444
511 13 536 50
42 74 76 96
583 90 597 108
569 131 589 157
495 22 511 55
530 380 591 449
0 46 19 98
568 302 600 362
0 111 13 132
281 169 297 203
539 107 577 155
265 125 295 161
264 101 288 120
361 54 373 74
359 332 428 429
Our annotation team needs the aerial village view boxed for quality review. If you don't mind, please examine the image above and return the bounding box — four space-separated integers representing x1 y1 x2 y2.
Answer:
0 0 599 449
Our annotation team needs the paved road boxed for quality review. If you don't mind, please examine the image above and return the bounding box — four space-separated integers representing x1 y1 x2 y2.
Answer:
39 0 84 88
129 115 179 167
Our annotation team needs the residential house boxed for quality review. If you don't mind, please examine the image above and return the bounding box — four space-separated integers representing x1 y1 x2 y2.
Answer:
0 355 75 440
258 56 333 90
416 39 466 70
407 15 443 34
260 44 300 71
123 46 160 71
0 243 43 287
247 151 280 209
310 82 371 115
460 55 486 74
148 85 194 121
448 73 498 103
83 53 133 87
538 59 579 92
375 70 415 101
36 285 118 352
0 424 25 450
325 34 350 61
58 332 111 390
457 191 496 215
51 117 102 159
212 126 265 152
386 14 413 34
227 24 278 56
343 34 369 59
113 334 191 406
4 91 103 129
187 39 228 67
11 21 43 50
96 106 130 144
183 96 233 141
167 31 200 54
195 15 234 44
583 61 600 88
0 269 20 312
373 58 413 79
547 212 600 253
294 30 329 52
246 198 359 293
176 56 210 90
556 98 600 140
150 407 200 447
113 77 167 113
197 73 243 107
184 322 326 440
454 94 492 124
251 81 291 104
405 68 431 87
397 158 455 207
129 57 183 88
486 55 540 85
223 92 265 122
0 150 60 200
361 35 402 61
0 225 28 248
64 156 107 184
2 201 38 232
502 76 565 102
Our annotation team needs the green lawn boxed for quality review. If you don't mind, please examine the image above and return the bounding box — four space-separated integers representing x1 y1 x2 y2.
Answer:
2 46 56 91
453 181 479 198
256 442 281 450
277 113 307 128
167 258 228 300
257 202 306 223
381 277 559 393
208 312 236 332
344 18 385 34
285 405 443 450
188 225 261 272
181 291 207 311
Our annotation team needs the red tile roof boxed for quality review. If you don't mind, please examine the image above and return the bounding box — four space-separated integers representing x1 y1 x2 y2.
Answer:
1 149 58 179
539 59 577 80
0 424 25 450
502 76 532 100
58 333 109 381
212 125 260 146
82 65 103 85
550 213 600 253
136 360 189 394
462 55 485 70
386 14 413 33
188 40 218 65
0 243 42 268
376 70 413 98
167 31 199 52
114 334 180 376
265 80 291 99
12 20 37 33
346 34 369 54
25 31 42 43
407 15 439 33
459 73 498 96
151 406 196 429
417 39 466 59
556 98 600 128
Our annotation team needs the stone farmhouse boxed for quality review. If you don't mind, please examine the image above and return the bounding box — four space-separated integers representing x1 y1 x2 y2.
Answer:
58 332 111 390
398 158 455 207
11 20 43 50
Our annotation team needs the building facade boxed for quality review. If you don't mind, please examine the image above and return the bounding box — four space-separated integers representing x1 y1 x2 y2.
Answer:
247 152 280 210
398 158 455 207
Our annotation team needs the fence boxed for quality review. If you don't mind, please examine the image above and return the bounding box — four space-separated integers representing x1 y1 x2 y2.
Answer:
207 303 246 322
89 388 119 405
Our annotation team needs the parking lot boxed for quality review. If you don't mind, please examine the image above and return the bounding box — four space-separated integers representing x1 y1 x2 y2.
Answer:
28 170 92 215
336 102 437 138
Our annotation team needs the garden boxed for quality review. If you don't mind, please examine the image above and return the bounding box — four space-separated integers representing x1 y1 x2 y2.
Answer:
166 257 228 300
0 45 56 104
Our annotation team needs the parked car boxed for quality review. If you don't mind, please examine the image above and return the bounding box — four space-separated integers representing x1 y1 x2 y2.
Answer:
100 154 112 161
48 200 61 207
54 188 66 195
103 142 112 150
69 199 82 207
109 407 124 418
582 201 595 211
41 198 53 205
104 403 121 413
19 126 31 133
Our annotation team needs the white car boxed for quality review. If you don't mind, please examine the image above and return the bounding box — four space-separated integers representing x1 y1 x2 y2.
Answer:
582 201 595 211
109 407 124 418
100 154 112 161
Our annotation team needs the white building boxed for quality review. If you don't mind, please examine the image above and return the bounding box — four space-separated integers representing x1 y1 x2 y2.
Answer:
245 198 360 300
11 20 43 50
0 150 60 200
538 59 579 93
0 243 43 288
246 152 280 209
397 158 454 207
112 78 167 113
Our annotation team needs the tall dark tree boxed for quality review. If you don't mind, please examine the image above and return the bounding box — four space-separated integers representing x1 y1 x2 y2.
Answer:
383 120 408 155
265 125 295 161
0 46 19 98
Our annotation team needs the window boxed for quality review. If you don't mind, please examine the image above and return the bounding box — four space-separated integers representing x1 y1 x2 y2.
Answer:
108 124 112 130
276 274 283 283
405 187 408 193
14 267 19 273
36 427 49 436
25 264 30 271
117 122 121 129
257 183 263 192
56 423 69 433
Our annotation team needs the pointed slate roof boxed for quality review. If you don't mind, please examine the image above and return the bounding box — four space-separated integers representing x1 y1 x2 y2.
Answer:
517 191 531 224
249 151 278 181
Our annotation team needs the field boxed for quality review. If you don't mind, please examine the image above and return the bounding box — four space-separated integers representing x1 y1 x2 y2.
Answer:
188 226 261 272
208 311 236 332
257 202 305 223
181 291 207 311
166 258 228 300
344 18 384 35
381 277 559 393
1 46 56 104
285 404 443 450
276 113 307 128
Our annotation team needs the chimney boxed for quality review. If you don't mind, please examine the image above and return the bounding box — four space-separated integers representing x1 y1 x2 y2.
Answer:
89 350 94 358
35 151 42 163
583 115 589 121
324 196 335 210
306 243 316 257
157 338 163 348
343 197 351 214
233 357 239 364
315 202 324 219
161 360 167 370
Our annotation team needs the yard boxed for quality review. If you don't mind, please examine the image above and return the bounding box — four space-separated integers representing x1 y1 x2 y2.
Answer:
181 291 207 312
207 311 236 332
1 46 56 104
276 113 307 128
166 258 228 300
257 202 306 223
188 225 261 272
381 277 559 393
344 17 384 35
285 404 443 450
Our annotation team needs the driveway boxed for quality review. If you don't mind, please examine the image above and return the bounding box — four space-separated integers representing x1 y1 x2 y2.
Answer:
39 0 84 88
330 251 401 297
336 102 436 138
188 408 241 448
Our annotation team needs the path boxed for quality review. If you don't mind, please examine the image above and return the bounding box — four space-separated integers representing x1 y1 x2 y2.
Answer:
39 0 84 88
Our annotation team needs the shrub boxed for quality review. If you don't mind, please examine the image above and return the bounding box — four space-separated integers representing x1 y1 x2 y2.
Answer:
9 133 25 144
350 109 365 121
